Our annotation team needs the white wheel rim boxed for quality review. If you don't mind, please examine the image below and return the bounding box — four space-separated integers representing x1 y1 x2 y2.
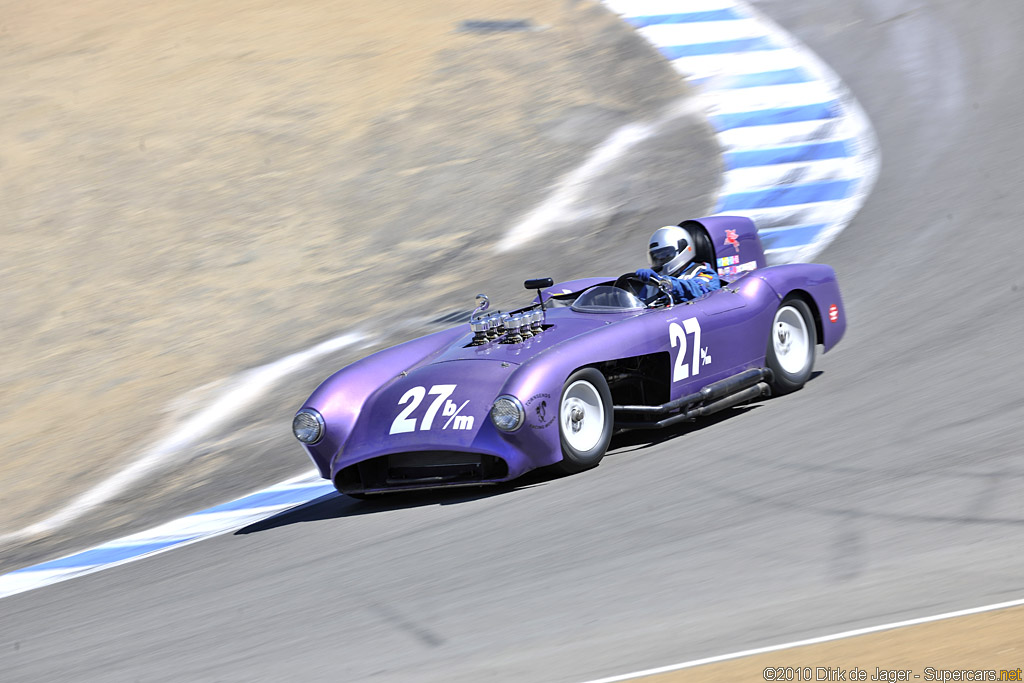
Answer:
561 380 604 452
773 305 811 375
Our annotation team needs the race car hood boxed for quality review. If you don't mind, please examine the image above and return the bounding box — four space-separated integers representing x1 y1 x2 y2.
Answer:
334 358 518 472
426 315 612 365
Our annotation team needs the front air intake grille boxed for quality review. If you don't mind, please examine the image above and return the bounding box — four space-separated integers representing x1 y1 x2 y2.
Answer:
335 452 508 493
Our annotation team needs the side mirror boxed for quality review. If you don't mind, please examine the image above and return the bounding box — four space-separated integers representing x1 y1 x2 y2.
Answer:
524 278 554 290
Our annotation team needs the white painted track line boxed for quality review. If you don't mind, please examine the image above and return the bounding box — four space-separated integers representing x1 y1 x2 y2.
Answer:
578 597 1024 683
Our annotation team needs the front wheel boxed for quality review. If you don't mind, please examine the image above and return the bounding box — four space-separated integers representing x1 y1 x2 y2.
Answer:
553 368 614 475
766 298 817 395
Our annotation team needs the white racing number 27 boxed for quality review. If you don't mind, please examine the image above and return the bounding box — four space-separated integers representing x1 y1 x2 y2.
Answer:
669 318 703 382
389 384 473 434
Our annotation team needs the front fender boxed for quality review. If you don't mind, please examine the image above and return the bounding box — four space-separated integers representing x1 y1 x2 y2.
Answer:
496 314 660 467
298 325 468 478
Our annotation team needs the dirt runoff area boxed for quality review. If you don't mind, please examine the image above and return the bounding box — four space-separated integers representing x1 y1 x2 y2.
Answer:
0 0 719 550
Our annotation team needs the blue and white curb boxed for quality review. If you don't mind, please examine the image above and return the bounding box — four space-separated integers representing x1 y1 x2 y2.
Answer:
603 0 880 263
0 471 332 599
0 0 879 601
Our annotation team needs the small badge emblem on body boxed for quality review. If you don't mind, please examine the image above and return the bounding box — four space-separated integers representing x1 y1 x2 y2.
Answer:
526 393 555 429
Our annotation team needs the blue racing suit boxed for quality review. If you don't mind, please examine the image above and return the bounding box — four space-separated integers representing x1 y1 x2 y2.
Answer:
635 261 721 302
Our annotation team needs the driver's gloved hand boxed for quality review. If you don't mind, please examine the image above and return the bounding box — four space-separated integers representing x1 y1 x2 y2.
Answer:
635 268 658 282
673 278 701 300
690 279 709 298
671 279 689 300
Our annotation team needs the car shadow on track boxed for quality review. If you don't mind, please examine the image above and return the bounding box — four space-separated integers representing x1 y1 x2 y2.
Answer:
605 370 823 456
234 474 552 535
608 404 761 457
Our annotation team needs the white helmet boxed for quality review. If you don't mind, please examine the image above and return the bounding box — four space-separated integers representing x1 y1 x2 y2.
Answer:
647 225 695 276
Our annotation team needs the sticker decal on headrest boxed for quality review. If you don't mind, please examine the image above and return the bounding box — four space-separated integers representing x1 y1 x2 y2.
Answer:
724 229 741 253
717 260 757 279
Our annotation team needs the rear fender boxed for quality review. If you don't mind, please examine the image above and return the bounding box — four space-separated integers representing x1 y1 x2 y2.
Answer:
756 264 846 352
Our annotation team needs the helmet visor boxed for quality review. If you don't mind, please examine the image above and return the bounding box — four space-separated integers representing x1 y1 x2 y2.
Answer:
649 245 678 269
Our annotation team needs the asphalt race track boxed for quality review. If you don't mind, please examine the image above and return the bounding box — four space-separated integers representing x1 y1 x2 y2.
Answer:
3 1 1024 681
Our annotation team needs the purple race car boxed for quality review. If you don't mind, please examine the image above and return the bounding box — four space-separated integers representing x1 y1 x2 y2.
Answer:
292 215 845 497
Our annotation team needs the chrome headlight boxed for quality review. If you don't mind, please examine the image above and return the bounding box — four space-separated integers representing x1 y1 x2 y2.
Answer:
490 395 525 432
292 409 325 444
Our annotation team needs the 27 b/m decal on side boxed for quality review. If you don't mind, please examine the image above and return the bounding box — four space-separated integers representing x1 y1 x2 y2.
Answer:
669 318 711 383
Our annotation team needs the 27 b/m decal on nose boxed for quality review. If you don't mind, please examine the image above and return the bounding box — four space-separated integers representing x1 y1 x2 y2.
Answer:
389 384 473 434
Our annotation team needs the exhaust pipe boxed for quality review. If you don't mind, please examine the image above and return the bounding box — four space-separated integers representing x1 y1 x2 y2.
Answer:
614 373 773 431
692 382 770 418
614 367 772 415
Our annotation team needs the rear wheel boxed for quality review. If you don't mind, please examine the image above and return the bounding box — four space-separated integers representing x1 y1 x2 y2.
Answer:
766 297 816 395
553 368 613 474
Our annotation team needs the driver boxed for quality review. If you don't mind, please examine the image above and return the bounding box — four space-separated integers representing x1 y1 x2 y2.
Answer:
635 225 721 301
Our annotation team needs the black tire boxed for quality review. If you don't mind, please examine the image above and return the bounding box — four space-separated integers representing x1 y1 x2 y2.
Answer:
766 297 817 395
553 368 614 475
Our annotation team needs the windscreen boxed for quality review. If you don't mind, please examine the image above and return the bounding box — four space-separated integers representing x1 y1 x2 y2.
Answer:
570 286 646 313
